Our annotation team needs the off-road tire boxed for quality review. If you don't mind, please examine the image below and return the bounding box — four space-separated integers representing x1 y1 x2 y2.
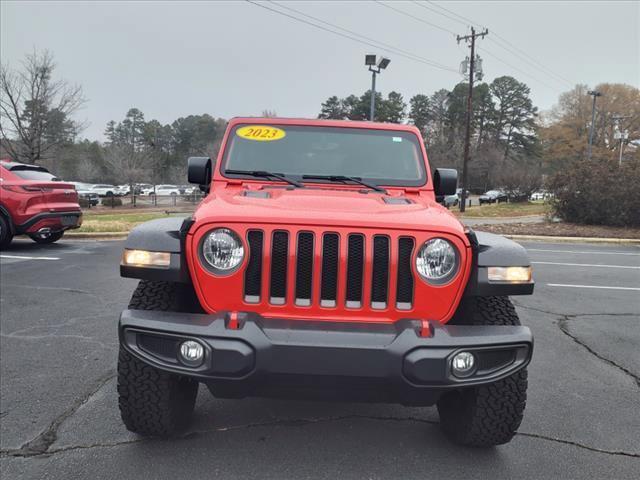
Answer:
29 231 64 244
0 215 13 249
118 281 201 436
438 296 528 447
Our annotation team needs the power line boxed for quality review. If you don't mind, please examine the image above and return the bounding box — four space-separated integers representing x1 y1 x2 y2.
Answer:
381 0 565 91
245 1 459 74
488 35 574 86
374 1 457 36
424 0 485 27
422 1 574 87
414 0 474 28
477 46 560 91
268 1 458 72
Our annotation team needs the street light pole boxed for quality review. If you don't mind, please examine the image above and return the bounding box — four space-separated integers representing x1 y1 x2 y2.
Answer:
370 69 377 122
364 55 390 122
587 90 602 160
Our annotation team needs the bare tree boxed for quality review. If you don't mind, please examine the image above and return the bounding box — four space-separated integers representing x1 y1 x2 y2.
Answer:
103 143 151 187
0 50 86 164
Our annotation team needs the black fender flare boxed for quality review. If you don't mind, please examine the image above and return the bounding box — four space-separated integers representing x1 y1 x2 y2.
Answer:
120 217 194 283
464 230 534 296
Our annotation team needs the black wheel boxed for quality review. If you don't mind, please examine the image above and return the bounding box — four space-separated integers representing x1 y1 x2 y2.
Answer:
29 231 64 244
438 296 528 447
0 215 13 249
118 281 202 436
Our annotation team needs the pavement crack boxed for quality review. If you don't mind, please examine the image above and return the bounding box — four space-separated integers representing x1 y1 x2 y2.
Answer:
4 414 639 459
517 431 640 458
557 315 640 388
0 370 116 458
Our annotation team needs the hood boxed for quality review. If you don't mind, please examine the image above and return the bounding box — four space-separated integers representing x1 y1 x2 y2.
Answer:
192 185 466 237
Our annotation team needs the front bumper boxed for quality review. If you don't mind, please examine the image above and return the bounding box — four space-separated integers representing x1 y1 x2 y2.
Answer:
119 310 533 405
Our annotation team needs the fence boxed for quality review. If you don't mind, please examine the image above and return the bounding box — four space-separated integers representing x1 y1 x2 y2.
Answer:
84 192 206 210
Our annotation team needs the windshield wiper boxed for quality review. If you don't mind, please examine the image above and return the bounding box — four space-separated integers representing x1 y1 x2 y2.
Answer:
302 175 387 194
225 170 304 188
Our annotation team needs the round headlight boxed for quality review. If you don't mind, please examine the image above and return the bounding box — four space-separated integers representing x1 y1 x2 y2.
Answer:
201 228 244 274
416 238 459 284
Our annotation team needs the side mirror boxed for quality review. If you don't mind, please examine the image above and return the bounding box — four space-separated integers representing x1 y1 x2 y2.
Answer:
434 168 458 197
187 157 212 189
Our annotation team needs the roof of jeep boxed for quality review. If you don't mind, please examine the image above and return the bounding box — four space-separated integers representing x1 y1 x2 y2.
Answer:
227 117 422 134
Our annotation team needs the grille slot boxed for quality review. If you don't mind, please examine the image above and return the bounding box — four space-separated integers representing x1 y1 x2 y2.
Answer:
295 232 314 305
320 233 339 307
371 236 390 308
270 231 289 304
396 237 414 309
346 234 365 308
244 230 263 303
241 227 418 313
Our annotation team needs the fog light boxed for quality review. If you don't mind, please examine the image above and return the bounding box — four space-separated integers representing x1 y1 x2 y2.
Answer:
451 351 476 377
179 340 204 366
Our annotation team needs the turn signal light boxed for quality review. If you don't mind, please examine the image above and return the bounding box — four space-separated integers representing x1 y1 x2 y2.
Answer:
121 249 170 268
487 266 532 283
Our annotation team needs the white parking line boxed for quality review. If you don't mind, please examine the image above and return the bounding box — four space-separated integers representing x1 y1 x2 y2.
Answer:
532 261 640 269
527 248 640 256
548 283 640 291
0 254 61 261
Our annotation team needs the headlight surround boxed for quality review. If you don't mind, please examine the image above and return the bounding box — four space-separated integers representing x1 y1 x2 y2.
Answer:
200 228 245 275
416 238 459 285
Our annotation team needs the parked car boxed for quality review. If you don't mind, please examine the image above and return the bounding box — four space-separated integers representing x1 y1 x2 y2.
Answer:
118 117 535 448
115 184 131 196
479 189 508 204
151 184 180 196
70 182 100 206
0 161 82 248
456 188 469 199
530 190 552 201
90 184 117 196
178 184 196 195
138 184 154 195
444 194 459 207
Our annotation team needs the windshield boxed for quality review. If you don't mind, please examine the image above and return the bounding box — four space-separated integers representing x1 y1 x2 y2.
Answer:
222 124 427 187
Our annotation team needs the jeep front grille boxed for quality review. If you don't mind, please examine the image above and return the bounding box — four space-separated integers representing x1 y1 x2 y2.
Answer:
243 228 415 311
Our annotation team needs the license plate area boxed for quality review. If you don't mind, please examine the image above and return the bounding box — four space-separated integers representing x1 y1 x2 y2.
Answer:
61 215 78 226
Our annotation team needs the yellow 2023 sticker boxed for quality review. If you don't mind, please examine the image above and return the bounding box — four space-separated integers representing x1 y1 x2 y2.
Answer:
236 125 286 142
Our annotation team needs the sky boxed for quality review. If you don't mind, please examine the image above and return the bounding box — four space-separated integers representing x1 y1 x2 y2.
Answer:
1 0 638 141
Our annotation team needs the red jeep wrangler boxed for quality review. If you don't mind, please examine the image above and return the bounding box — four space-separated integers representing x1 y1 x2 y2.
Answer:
0 161 82 248
118 118 534 447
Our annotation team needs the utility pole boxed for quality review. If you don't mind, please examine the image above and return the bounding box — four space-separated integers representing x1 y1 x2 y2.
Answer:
587 90 602 160
457 27 488 212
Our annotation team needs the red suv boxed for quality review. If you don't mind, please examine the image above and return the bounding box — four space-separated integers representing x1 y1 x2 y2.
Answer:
0 160 82 248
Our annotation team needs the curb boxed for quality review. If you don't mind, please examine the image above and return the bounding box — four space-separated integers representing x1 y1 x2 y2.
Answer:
503 234 640 244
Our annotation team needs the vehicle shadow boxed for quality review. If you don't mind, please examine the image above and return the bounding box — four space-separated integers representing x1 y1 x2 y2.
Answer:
3 236 78 253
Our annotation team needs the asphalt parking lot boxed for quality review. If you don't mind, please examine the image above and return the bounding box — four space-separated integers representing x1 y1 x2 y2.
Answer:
1 238 638 479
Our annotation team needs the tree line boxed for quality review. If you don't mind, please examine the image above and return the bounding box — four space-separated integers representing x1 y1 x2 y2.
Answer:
1 50 638 194
319 76 540 194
